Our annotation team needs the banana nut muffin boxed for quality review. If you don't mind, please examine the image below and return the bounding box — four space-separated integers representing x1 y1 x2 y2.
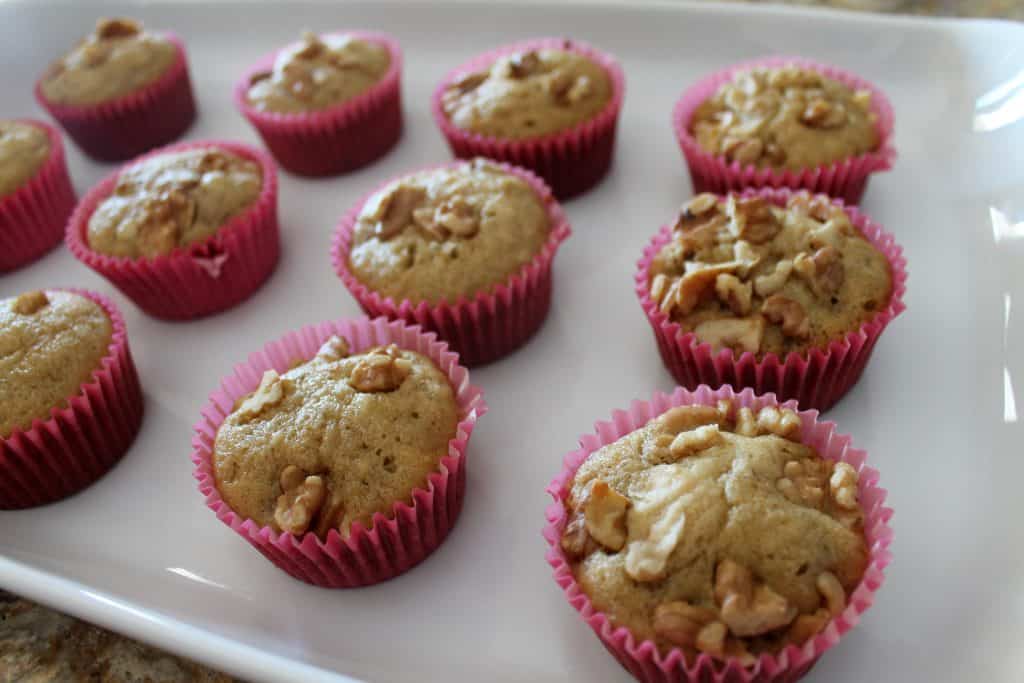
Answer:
441 44 613 139
87 147 262 259
212 336 459 538
647 192 892 358
690 64 879 170
0 291 112 438
348 159 550 304
246 31 391 114
561 400 867 662
0 121 50 198
39 18 177 107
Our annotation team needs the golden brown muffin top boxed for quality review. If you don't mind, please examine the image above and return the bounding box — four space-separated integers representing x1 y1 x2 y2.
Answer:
0 291 112 438
86 148 262 259
246 32 391 113
441 46 613 139
348 159 550 304
562 400 867 662
0 121 50 198
39 18 177 107
213 337 459 538
647 192 892 358
690 65 879 170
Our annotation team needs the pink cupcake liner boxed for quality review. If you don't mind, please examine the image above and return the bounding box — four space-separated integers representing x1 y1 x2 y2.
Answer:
35 34 197 162
66 139 280 321
191 316 487 588
331 159 572 367
0 120 77 272
431 37 625 200
543 383 893 683
635 187 907 411
672 56 896 204
0 288 144 510
234 31 403 177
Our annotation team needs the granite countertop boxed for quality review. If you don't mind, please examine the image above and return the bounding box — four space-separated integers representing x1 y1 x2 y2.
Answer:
3 1 1021 681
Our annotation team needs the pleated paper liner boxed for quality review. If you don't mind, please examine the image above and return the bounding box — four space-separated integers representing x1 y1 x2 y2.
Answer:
331 159 572 367
672 56 895 204
35 34 197 162
0 120 76 272
192 316 486 587
234 31 403 177
0 289 144 509
66 139 280 321
635 187 907 411
431 37 625 200
543 384 893 683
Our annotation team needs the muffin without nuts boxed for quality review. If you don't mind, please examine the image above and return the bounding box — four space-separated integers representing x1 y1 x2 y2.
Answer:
441 45 613 140
647 192 892 358
0 291 112 438
561 400 867 662
349 159 550 304
87 148 262 259
39 18 177 107
212 337 459 538
690 65 879 170
246 31 391 114
0 121 50 198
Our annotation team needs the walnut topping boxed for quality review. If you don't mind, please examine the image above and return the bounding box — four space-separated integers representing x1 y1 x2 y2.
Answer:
12 291 49 315
694 317 765 355
366 185 427 240
451 71 488 93
786 608 831 645
348 345 412 393
734 407 757 436
650 273 670 305
95 17 141 40
435 196 479 238
236 370 286 421
723 137 763 165
249 70 272 86
767 66 822 89
730 197 780 244
777 458 827 509
715 560 797 637
816 571 847 617
550 72 592 105
787 192 835 223
655 405 722 435
753 259 793 297
506 50 542 78
794 246 845 298
671 261 744 316
583 480 630 551
800 99 846 129
315 335 350 362
560 512 597 560
652 601 718 648
293 31 325 60
762 295 811 339
715 273 753 316
852 88 872 111
755 406 803 440
669 424 722 459
313 488 346 538
682 193 719 220
274 466 327 535
829 462 859 510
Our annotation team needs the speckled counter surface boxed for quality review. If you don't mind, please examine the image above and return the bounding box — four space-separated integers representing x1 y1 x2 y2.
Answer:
1 1 1020 681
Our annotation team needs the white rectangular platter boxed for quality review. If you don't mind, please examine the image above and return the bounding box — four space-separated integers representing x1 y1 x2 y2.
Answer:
2 1 1023 681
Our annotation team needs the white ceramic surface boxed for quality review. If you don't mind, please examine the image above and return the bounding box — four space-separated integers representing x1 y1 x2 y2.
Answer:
1 2 1023 682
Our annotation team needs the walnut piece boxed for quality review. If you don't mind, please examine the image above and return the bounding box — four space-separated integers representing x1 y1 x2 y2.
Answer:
794 246 845 298
755 406 803 440
829 462 859 510
549 71 592 104
715 273 753 316
672 261 744 316
720 579 797 637
312 488 346 538
786 608 831 645
731 197 781 244
777 458 827 509
12 291 49 315
695 621 728 658
723 137 763 165
816 571 847 617
682 193 718 220
753 258 793 297
669 424 722 459
435 196 479 238
293 31 325 60
274 466 326 535
734 406 757 436
801 99 846 129
762 295 811 339
367 185 427 240
694 317 765 355
655 405 722 435
560 512 597 560
650 273 670 304
583 480 630 551
236 370 285 421
506 51 541 78
95 17 141 40
652 601 718 648
315 335 350 362
349 345 412 393
451 71 488 94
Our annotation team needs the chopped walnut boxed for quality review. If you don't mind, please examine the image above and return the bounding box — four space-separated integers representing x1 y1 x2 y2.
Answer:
767 66 821 89
236 370 286 421
816 571 847 617
655 405 722 435
348 345 412 393
95 17 141 40
313 488 346 538
672 262 744 316
694 317 765 355
794 246 845 298
829 462 859 510
695 621 728 658
451 71 488 94
506 51 541 78
777 458 827 509
787 192 835 223
723 137 763 165
755 406 803 440
676 215 729 254
669 424 722 459
293 31 325 60
315 335 350 362
650 273 670 305
682 193 719 220
583 480 630 551
801 99 847 129
274 466 326 535
435 196 479 238
714 559 752 604
715 273 753 316
762 295 811 339
560 512 597 560
720 581 797 637
652 601 718 648
753 259 793 298
852 89 872 111
734 407 757 436
786 608 831 645
728 196 781 244
550 72 592 105
12 291 49 315
367 185 427 240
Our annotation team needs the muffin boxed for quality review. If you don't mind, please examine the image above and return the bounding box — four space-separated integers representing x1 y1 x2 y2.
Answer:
0 289 143 509
66 140 280 320
192 316 487 587
545 385 892 683
35 18 197 162
234 30 402 176
332 158 571 366
636 188 906 410
431 38 625 199
0 120 77 271
673 58 894 204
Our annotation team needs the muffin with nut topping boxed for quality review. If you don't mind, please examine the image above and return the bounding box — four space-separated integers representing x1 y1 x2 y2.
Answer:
35 17 196 161
432 38 624 198
560 399 868 663
334 159 571 366
235 30 403 176
673 58 894 203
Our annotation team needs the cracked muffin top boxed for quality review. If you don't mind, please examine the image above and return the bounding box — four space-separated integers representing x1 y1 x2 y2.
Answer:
212 336 458 538
39 18 177 107
441 44 613 139
561 400 868 662
0 291 112 438
647 192 892 358
246 31 391 114
690 64 879 170
348 159 550 304
87 147 262 259
0 121 51 198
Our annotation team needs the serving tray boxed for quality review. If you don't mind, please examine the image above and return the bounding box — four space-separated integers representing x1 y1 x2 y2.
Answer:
1 1 1023 681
